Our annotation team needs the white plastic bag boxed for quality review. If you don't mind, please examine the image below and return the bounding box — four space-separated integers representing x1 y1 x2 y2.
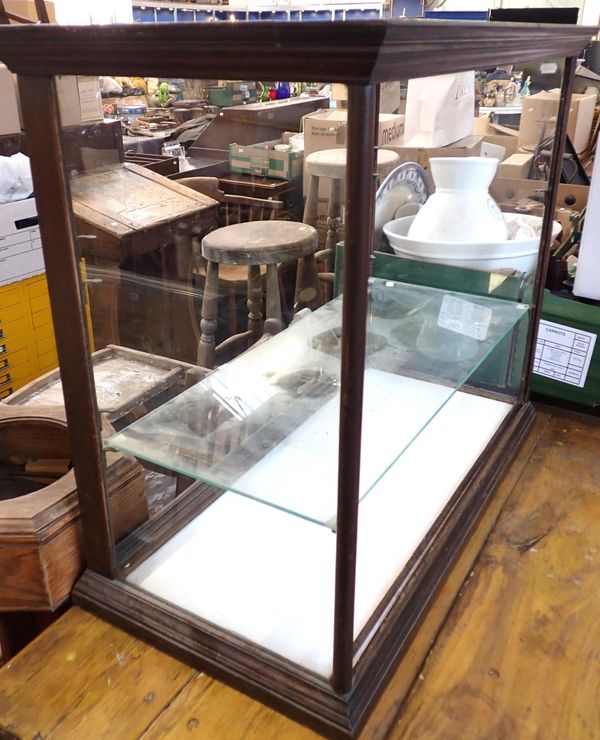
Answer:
404 71 474 148
0 153 33 204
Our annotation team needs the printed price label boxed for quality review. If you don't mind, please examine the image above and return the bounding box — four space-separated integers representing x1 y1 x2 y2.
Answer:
534 319 596 388
437 294 492 341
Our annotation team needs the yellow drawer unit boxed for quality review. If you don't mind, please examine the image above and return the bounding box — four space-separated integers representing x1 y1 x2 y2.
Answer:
0 268 93 398
0 274 58 395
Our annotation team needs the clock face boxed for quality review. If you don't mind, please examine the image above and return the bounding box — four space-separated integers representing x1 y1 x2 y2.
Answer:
374 162 430 251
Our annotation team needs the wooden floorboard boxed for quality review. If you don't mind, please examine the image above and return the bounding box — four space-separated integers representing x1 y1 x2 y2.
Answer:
1 407 599 739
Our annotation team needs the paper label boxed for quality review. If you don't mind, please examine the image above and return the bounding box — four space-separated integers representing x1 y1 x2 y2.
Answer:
533 319 596 388
437 294 492 341
77 78 103 122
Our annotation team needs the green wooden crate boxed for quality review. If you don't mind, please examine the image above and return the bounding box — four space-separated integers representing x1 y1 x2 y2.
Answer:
532 290 600 408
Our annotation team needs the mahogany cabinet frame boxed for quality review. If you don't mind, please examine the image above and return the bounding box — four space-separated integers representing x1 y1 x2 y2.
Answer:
0 20 594 737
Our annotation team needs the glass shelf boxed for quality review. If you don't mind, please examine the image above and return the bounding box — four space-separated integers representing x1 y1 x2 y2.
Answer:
107 278 528 528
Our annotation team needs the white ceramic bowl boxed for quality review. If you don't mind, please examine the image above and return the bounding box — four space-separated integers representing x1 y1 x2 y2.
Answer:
383 213 561 276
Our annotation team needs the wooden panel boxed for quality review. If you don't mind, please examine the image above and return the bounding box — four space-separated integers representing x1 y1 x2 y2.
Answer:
141 674 319 740
0 607 194 738
392 411 600 738
0 22 593 83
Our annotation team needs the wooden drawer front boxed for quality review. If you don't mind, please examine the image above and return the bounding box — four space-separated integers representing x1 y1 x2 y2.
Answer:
1 314 29 340
0 283 21 310
26 275 49 299
38 349 59 374
29 292 50 315
0 300 26 325
31 305 52 330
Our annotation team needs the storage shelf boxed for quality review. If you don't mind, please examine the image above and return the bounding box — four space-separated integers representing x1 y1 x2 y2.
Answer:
107 278 528 528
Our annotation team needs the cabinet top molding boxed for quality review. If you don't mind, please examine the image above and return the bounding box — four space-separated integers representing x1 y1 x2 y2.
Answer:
0 20 595 83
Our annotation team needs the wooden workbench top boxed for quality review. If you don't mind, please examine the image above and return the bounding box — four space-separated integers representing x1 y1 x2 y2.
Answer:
1 407 599 738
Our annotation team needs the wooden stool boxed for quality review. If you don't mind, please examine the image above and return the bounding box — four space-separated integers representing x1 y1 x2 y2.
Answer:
198 220 318 368
303 147 401 253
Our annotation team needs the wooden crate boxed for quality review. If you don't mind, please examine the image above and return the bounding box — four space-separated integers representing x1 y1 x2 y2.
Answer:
0 405 148 611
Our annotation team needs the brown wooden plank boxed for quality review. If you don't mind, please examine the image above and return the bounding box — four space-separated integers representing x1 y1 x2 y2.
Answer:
140 673 320 740
0 607 194 738
360 410 552 739
391 410 600 738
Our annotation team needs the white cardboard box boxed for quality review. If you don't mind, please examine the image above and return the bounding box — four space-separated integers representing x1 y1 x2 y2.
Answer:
0 197 44 287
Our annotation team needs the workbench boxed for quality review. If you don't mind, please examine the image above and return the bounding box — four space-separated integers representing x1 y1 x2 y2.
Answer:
1 406 599 738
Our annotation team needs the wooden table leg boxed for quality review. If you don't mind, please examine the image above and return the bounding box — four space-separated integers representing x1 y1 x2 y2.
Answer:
198 259 220 368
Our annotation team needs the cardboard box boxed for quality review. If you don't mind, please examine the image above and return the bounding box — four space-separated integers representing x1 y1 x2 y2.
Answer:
490 177 589 215
229 132 303 180
473 115 499 136
498 152 534 179
304 109 404 155
0 197 44 287
302 109 404 194
0 64 20 136
3 0 55 22
383 134 483 190
56 76 103 126
331 82 401 114
518 89 597 154
480 134 519 160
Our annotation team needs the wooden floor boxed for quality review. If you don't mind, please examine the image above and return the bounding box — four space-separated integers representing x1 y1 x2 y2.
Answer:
1 405 600 738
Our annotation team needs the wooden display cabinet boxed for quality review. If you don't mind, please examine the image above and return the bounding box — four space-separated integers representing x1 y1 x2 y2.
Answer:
0 19 594 738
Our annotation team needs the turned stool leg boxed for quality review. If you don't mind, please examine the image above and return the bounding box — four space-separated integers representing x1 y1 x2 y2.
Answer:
247 264 263 344
325 178 342 254
197 259 220 368
303 173 319 229
294 254 320 312
264 263 283 336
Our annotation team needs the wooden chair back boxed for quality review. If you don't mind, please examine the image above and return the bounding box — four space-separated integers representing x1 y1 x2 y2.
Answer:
178 177 284 226
222 194 284 225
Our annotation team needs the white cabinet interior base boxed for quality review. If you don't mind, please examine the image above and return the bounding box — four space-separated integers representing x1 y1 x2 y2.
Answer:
128 381 510 677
